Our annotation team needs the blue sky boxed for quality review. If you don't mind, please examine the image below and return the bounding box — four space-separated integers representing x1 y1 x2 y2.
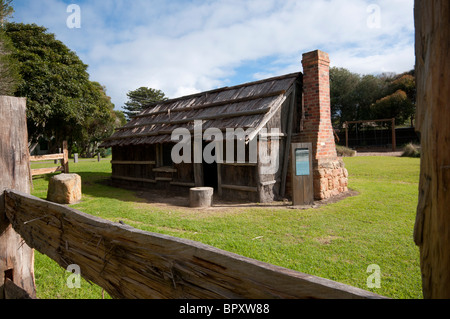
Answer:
11 0 415 111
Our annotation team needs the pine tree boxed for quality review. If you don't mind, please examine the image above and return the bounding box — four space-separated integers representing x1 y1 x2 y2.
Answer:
123 87 167 120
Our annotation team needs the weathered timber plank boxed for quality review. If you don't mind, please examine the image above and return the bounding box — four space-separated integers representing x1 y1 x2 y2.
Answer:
153 167 177 173
280 88 296 197
247 94 287 142
112 175 156 184
4 189 386 299
3 278 35 299
413 0 450 299
118 107 272 131
344 118 396 124
62 140 69 173
170 182 196 187
31 166 64 176
105 94 287 143
221 162 257 166
111 160 156 165
193 163 203 187
0 96 36 299
30 154 64 161
155 177 172 182
29 141 69 175
128 73 299 121
221 184 258 193
130 90 287 120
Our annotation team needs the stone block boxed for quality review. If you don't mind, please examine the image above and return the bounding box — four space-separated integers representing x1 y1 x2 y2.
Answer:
343 168 349 178
47 173 82 204
332 168 340 177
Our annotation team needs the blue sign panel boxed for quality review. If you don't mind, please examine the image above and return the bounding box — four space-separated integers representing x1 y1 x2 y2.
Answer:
295 148 310 176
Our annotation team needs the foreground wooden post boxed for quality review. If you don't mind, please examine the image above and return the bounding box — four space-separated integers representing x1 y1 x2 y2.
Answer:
0 96 36 299
5 189 386 299
414 0 450 299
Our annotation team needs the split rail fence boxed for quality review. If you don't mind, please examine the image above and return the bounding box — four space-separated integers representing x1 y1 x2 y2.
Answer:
3 189 385 299
30 141 69 176
1 96 386 299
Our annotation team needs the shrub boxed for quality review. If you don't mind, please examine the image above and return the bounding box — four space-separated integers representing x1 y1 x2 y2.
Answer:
402 143 421 158
336 145 357 157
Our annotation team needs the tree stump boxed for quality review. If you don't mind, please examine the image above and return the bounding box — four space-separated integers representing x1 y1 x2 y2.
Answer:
47 173 82 204
189 187 214 208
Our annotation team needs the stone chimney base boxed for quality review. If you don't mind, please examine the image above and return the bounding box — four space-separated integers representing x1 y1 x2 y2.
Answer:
314 159 349 200
293 49 349 201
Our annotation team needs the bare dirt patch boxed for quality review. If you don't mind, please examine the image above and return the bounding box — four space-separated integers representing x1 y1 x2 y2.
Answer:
315 235 342 245
356 151 403 157
129 187 359 216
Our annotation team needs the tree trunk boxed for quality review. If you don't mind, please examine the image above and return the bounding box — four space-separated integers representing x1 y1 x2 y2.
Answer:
0 96 36 299
413 0 450 299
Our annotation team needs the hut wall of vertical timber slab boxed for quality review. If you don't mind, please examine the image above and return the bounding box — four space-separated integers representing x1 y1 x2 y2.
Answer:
101 50 348 203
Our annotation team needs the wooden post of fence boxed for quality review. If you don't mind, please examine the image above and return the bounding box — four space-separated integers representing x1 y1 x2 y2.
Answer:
62 141 69 173
30 141 69 176
391 118 396 152
0 96 36 299
414 0 450 299
344 122 349 148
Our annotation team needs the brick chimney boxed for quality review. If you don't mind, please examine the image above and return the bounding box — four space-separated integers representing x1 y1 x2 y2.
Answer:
292 50 348 200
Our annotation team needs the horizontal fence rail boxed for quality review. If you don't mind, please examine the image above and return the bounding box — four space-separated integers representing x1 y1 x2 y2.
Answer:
4 189 386 299
30 141 69 176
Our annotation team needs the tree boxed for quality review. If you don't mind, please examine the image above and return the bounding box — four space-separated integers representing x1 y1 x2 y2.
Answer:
0 28 20 95
371 71 416 126
114 110 127 127
388 72 416 103
73 82 120 157
0 0 19 95
123 87 167 120
371 90 412 123
5 22 120 153
330 67 416 127
330 67 360 126
353 74 386 121
0 0 13 27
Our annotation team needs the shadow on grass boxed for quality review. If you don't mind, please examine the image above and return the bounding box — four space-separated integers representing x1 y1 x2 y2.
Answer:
33 171 359 211
32 171 136 203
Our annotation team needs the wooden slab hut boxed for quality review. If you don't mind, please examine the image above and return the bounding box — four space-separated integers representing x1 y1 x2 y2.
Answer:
101 50 349 203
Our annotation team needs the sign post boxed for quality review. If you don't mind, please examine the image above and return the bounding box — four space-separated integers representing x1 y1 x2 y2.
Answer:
290 143 314 206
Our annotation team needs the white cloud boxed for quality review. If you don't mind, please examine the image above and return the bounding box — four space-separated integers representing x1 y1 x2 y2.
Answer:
12 0 415 110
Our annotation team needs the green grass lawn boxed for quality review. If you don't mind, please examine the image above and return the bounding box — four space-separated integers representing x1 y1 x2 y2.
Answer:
30 156 422 299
